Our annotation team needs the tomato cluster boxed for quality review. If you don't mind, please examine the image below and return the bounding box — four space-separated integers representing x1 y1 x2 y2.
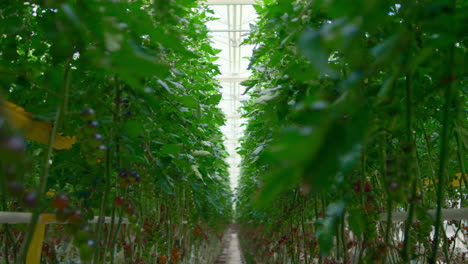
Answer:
117 170 141 188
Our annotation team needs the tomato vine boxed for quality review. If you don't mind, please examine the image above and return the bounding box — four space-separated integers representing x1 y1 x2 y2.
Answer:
1 1 232 263
237 0 466 263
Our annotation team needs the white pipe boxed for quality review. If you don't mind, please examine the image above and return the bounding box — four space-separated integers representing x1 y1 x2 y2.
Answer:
0 212 130 225
0 212 190 225
0 212 33 224
380 208 468 222
302 208 468 224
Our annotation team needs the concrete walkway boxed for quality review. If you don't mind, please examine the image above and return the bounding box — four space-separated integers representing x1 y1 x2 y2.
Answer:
215 229 244 264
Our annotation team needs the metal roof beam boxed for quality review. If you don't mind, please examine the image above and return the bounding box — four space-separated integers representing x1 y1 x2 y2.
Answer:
210 29 251 32
216 75 249 82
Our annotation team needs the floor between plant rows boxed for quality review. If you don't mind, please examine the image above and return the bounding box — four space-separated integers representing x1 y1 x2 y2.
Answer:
215 228 244 264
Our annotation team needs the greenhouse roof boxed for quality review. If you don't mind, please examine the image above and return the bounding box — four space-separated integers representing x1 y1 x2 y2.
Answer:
205 1 258 190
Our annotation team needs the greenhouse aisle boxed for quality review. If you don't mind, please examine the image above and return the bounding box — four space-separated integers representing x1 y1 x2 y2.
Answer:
216 228 244 264
207 3 254 264
0 0 466 263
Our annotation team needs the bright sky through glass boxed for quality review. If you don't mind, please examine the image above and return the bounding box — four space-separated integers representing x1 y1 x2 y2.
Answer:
205 3 257 190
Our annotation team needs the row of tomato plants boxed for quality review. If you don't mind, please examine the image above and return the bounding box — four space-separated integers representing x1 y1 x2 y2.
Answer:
0 1 232 263
237 0 466 263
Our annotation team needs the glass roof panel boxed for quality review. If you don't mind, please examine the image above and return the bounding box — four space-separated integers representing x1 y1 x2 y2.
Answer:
205 3 257 190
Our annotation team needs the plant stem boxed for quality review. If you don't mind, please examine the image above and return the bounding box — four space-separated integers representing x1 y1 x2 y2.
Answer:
402 72 417 263
106 83 122 264
380 132 393 248
455 132 467 193
0 155 11 264
301 200 310 264
16 60 71 264
1 185 10 264
340 209 347 263
429 39 456 264
93 144 111 264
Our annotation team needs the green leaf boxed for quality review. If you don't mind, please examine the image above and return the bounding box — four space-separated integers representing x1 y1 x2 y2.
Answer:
298 27 337 77
315 217 336 256
160 144 183 156
111 43 170 79
348 208 365 236
178 95 199 108
124 120 144 137
207 94 222 105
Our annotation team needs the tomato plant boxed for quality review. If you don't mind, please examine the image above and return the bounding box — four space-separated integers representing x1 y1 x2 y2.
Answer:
237 0 466 264
1 1 231 263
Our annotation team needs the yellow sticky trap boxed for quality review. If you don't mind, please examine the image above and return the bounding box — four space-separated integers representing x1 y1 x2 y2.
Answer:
422 173 465 190
26 214 56 264
2 101 76 150
450 173 464 187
